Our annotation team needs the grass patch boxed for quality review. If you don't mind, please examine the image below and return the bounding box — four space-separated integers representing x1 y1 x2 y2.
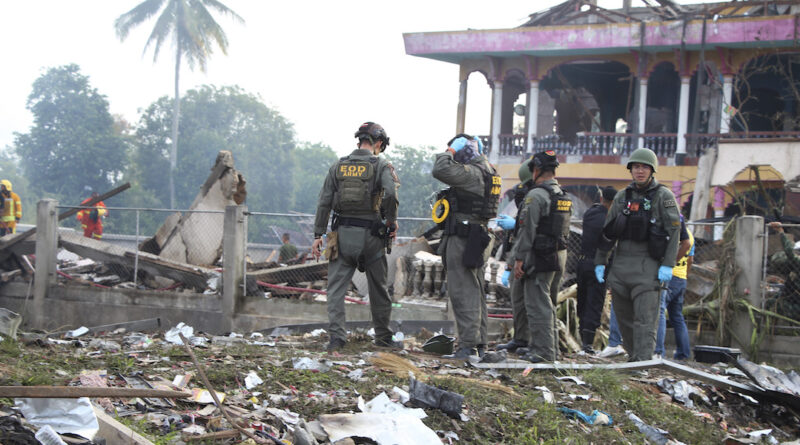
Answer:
583 368 724 444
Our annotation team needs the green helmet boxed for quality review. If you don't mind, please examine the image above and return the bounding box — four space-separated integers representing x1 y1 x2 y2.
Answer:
422 334 455 355
518 158 532 183
627 148 658 173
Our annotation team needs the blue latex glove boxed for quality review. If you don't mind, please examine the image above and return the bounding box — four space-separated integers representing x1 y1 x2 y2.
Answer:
496 214 515 230
658 266 673 284
501 270 510 287
595 265 605 283
475 137 484 154
450 137 469 152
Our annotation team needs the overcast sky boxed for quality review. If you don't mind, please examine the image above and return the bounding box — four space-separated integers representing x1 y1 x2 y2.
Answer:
1 0 717 156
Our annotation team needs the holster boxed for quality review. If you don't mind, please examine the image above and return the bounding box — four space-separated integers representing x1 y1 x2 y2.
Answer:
324 231 339 261
647 224 670 261
463 224 490 269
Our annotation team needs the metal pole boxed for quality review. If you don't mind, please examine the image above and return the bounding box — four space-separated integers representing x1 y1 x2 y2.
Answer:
134 210 140 288
242 210 248 296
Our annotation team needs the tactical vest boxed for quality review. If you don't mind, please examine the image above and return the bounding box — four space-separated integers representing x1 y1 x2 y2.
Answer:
332 156 380 215
534 183 572 246
617 185 663 241
450 162 501 221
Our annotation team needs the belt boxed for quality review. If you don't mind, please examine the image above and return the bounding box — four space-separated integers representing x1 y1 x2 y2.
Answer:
338 217 375 229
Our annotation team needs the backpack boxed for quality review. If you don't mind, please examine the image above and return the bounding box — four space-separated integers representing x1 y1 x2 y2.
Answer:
333 156 379 214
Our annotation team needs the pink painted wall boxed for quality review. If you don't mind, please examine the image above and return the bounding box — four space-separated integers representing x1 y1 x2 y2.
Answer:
404 16 797 56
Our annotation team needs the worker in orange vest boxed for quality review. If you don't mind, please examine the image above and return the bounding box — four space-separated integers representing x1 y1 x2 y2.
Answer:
0 179 22 236
77 192 107 240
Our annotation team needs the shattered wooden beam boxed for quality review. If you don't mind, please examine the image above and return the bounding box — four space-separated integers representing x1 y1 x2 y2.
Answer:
93 405 156 445
474 358 765 398
59 231 212 288
0 386 189 399
248 260 328 284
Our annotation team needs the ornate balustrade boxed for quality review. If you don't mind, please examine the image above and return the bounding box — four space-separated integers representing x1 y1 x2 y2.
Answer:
482 131 800 160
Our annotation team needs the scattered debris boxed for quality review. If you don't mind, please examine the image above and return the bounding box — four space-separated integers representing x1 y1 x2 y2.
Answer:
627 410 685 445
0 308 21 339
558 407 612 425
319 412 441 445
15 397 99 440
408 376 464 418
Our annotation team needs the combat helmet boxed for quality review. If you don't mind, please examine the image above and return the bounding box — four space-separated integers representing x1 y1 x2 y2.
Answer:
518 158 533 183
355 122 390 152
528 150 560 172
627 148 658 173
421 334 455 355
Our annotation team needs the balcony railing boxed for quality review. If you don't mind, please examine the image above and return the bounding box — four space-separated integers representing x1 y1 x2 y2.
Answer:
483 131 800 159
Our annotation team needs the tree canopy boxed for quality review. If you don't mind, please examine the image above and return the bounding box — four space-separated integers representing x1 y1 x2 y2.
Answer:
129 85 297 212
14 64 126 203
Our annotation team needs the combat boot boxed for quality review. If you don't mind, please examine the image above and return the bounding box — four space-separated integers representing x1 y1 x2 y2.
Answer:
495 339 527 353
443 347 478 360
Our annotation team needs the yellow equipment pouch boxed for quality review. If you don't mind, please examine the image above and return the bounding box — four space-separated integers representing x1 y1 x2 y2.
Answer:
324 231 339 261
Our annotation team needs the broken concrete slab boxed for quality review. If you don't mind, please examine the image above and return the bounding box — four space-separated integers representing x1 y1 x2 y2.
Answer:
59 231 212 289
140 151 246 266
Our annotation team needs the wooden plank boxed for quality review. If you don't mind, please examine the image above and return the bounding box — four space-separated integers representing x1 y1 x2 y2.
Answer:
248 260 328 284
59 231 211 289
93 405 155 445
0 386 189 399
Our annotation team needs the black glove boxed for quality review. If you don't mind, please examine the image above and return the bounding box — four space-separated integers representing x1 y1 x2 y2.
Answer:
90 209 99 222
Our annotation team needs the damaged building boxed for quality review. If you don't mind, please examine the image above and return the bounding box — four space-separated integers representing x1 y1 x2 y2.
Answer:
403 0 800 227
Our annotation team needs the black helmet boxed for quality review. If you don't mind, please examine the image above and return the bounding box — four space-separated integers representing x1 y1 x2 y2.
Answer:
528 150 560 172
355 122 390 152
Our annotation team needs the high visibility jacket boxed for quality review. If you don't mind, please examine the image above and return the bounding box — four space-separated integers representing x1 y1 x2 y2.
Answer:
77 198 107 227
673 229 694 280
1 192 21 223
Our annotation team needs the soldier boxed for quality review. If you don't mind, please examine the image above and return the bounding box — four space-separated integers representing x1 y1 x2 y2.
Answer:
432 134 501 359
311 122 400 352
512 151 572 363
495 160 534 354
594 148 681 362
575 186 616 353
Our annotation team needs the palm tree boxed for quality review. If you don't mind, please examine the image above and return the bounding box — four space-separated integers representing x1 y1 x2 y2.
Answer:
115 0 243 209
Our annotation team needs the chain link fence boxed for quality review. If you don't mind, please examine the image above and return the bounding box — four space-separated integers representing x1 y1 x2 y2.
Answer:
762 222 800 334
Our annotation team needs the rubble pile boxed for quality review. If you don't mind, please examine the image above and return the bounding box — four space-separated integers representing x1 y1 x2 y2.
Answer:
1 322 799 444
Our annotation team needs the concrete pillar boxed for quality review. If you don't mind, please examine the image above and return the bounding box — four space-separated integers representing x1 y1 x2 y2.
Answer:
490 80 504 164
676 76 691 156
222 205 246 333
31 199 58 329
456 79 468 135
732 216 764 353
526 80 539 153
713 187 726 240
637 77 648 149
720 75 733 134
689 147 717 238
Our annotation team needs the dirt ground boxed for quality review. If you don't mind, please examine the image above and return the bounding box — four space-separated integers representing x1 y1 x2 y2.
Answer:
0 326 798 444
